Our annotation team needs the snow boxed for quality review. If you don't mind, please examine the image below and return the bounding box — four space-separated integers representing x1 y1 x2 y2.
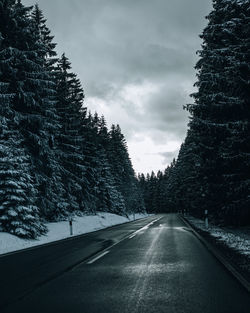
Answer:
0 212 150 255
186 215 250 257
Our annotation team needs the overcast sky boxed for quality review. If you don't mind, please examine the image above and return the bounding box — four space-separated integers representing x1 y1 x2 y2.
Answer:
23 0 212 174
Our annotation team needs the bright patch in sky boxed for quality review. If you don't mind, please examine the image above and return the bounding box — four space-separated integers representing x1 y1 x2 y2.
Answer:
86 80 183 174
128 135 180 174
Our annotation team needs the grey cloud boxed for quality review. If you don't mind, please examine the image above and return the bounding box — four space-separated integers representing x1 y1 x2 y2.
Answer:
144 151 179 167
159 151 179 165
115 82 190 142
22 0 212 170
144 85 190 137
23 0 211 94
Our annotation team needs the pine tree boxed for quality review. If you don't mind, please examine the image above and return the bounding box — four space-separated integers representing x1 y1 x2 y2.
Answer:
92 114 126 214
30 3 68 220
0 1 45 235
169 136 205 216
0 0 55 236
55 53 89 213
152 171 166 213
31 4 58 69
0 0 68 221
0 117 45 238
217 0 250 224
108 124 144 213
182 0 250 224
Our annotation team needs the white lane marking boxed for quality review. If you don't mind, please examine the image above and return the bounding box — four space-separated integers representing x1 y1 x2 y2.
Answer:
128 234 137 239
87 217 163 264
87 250 110 264
73 216 164 269
128 217 163 239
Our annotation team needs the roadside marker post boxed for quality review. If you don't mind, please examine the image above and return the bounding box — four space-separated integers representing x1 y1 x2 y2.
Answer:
69 216 73 236
205 210 208 229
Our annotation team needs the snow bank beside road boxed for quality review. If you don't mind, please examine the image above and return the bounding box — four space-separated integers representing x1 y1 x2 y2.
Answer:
0 212 149 255
186 215 250 257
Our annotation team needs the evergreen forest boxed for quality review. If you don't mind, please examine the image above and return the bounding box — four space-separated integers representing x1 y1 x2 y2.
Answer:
0 0 144 238
0 0 249 239
138 0 250 226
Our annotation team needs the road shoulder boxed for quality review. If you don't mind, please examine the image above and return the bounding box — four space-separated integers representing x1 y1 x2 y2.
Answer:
179 215 250 293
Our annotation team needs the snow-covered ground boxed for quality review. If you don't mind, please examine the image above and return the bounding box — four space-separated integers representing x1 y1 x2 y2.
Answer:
0 212 150 255
186 215 250 257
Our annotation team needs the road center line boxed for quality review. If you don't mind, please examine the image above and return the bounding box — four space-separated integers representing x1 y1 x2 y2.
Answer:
76 216 163 268
128 217 162 239
128 234 137 239
87 250 110 264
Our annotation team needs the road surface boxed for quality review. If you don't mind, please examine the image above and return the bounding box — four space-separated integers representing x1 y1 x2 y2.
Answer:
1 214 250 313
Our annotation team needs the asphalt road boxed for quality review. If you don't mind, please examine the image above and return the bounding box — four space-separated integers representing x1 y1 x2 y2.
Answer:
1 214 250 313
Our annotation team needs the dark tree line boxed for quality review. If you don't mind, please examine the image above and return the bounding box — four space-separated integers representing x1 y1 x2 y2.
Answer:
138 160 179 214
139 0 250 226
0 0 144 238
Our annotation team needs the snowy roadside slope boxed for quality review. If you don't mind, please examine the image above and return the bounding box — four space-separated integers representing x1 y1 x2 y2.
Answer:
186 215 250 257
0 213 150 255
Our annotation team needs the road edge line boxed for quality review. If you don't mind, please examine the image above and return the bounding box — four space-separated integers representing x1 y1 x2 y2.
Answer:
179 214 250 293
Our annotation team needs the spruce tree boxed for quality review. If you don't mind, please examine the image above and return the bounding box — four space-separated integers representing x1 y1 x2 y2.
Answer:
31 4 58 69
179 0 250 224
0 0 53 236
0 0 67 221
92 115 126 214
0 117 45 238
217 0 250 224
55 53 88 213
30 3 68 220
0 1 45 235
108 124 144 213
